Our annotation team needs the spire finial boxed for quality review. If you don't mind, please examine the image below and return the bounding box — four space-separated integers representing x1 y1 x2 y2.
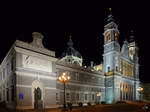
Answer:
107 8 114 23
67 34 73 47
129 29 134 42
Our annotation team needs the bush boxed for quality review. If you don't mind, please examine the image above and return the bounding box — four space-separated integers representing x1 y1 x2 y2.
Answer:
101 101 106 104
78 102 83 107
87 102 91 106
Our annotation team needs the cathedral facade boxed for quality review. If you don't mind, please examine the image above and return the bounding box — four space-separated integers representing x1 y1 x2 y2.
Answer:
0 13 140 109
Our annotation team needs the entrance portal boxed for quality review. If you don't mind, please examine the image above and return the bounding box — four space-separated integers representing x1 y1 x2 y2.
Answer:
32 80 44 109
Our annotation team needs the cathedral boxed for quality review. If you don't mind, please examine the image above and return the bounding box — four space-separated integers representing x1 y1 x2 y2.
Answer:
0 11 140 109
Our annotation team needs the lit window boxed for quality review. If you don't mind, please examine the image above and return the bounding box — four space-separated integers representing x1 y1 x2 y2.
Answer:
115 32 117 41
106 33 111 43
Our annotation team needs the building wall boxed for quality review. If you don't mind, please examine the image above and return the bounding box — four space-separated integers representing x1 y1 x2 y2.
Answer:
0 47 16 108
15 47 57 109
56 62 105 106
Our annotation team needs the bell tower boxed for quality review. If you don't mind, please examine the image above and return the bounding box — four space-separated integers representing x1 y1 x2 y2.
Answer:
103 8 121 103
103 8 120 74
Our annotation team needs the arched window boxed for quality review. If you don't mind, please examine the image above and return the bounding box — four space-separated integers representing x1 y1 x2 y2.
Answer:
116 66 118 72
108 66 110 72
106 33 111 43
115 32 118 41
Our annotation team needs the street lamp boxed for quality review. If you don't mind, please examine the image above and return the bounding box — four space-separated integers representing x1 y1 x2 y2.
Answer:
137 87 143 102
58 72 70 110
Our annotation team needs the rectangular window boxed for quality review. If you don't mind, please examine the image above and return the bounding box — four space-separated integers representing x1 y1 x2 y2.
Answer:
85 94 87 100
3 69 5 80
66 93 70 101
56 93 59 101
7 64 9 75
125 63 127 75
131 66 133 77
92 94 95 100
7 89 9 101
0 91 1 101
3 90 5 101
5 68 7 77
120 60 123 74
11 86 14 101
123 61 125 75
11 58 14 71
76 93 79 101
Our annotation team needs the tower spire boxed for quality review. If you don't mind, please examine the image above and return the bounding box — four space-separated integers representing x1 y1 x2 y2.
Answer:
67 34 73 47
107 8 114 23
129 29 135 42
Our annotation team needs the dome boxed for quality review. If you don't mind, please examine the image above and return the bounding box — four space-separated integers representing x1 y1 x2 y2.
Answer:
61 38 82 59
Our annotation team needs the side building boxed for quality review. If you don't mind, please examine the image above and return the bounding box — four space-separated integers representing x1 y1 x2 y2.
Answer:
0 32 57 109
0 32 105 109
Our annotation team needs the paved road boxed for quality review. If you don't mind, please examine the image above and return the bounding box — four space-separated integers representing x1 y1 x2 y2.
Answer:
0 102 150 112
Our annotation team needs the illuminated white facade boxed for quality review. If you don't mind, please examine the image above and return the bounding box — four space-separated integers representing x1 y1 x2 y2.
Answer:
103 13 140 103
0 13 140 109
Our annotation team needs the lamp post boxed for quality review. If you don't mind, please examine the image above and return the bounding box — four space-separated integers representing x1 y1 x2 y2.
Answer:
137 87 143 102
58 72 70 110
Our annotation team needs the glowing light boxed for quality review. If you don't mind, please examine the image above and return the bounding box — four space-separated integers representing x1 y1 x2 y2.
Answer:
97 92 101 96
137 87 143 93
67 76 70 80
59 77 61 80
63 72 66 76
58 72 71 83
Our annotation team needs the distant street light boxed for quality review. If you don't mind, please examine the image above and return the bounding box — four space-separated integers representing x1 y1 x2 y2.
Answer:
137 87 143 102
58 72 70 111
